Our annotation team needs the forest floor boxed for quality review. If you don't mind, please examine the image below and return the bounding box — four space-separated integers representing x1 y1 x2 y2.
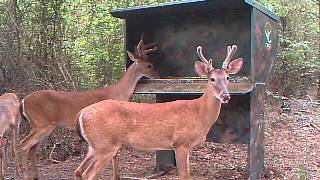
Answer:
3 98 320 180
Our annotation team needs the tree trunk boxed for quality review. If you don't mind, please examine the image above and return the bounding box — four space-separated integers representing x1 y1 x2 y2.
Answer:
317 0 320 100
280 17 290 98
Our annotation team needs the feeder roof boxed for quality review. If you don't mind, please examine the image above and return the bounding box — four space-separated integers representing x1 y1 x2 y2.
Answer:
111 0 279 21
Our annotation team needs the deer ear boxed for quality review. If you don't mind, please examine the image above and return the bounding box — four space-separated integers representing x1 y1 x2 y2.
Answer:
227 58 243 74
194 61 209 77
127 51 136 62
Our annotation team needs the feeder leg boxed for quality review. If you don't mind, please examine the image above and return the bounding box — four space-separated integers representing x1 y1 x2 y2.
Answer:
156 150 176 172
248 84 265 179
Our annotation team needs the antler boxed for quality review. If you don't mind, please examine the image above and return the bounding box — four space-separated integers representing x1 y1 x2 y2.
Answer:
197 46 213 69
135 34 157 60
222 45 237 69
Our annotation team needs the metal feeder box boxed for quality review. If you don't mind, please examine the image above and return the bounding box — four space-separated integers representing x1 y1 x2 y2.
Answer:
111 0 278 179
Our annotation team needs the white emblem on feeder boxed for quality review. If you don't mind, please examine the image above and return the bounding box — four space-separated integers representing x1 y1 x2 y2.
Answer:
264 22 272 52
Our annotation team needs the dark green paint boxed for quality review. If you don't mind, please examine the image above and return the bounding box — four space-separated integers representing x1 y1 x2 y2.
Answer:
111 0 278 21
248 83 265 179
251 8 278 82
126 10 251 79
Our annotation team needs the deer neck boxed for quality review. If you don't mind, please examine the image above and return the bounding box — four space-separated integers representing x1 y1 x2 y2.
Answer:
108 63 141 101
198 81 222 129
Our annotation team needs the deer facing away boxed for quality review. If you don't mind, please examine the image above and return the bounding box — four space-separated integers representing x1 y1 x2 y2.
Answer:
75 45 243 180
0 93 21 179
19 38 159 180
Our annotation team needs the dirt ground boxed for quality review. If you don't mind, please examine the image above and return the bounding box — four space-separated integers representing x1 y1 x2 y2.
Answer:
3 99 320 180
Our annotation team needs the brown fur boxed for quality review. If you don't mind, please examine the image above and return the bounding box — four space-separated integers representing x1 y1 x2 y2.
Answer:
75 112 86 143
0 93 21 179
20 40 159 180
76 45 243 180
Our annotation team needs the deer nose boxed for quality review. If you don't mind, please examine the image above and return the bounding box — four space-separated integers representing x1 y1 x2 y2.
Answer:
220 93 230 103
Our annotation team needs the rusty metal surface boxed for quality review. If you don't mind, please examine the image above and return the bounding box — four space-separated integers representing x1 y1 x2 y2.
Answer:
248 83 265 179
124 8 278 83
134 79 254 94
126 9 252 79
252 8 278 82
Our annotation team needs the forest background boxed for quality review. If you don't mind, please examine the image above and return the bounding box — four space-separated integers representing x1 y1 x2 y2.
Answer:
0 0 319 163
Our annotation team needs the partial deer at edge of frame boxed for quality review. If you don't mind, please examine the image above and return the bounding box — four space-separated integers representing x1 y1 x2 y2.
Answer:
0 93 21 179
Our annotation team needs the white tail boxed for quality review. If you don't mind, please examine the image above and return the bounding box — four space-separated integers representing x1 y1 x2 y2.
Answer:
19 36 159 180
76 45 244 180
0 93 21 179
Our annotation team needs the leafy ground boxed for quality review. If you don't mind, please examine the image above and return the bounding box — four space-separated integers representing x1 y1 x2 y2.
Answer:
3 98 320 179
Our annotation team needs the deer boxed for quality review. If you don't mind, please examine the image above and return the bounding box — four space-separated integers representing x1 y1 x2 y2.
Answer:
19 36 159 180
75 45 243 180
0 93 21 180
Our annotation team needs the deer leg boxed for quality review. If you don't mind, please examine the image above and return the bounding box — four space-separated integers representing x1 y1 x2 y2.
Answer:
20 130 35 180
1 145 6 180
29 143 40 180
174 147 191 180
75 146 94 179
112 155 120 180
11 124 20 177
0 148 3 180
20 126 54 180
82 147 119 180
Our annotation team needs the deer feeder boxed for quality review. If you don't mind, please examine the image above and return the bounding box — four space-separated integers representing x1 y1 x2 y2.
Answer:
111 0 278 179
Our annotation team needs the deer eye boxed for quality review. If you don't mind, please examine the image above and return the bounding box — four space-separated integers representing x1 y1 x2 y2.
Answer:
210 78 215 82
147 64 153 68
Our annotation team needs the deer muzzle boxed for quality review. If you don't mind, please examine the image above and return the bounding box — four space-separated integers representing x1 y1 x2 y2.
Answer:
220 92 230 103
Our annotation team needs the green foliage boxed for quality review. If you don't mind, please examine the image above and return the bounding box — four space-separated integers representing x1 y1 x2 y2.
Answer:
57 0 173 89
258 0 319 97
61 0 128 89
260 0 319 67
271 1 317 59
0 0 175 91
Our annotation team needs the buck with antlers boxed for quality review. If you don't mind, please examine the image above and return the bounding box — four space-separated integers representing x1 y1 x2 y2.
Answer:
75 45 243 180
0 93 21 179
20 37 159 180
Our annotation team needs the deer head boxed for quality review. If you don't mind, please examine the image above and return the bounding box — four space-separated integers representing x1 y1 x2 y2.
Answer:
195 45 243 103
126 35 160 79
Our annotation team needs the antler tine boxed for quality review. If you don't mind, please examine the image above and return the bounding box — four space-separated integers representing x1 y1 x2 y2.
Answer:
136 39 143 57
141 46 157 56
144 42 157 49
135 33 157 58
135 33 146 56
222 45 237 69
197 46 213 70
197 46 211 65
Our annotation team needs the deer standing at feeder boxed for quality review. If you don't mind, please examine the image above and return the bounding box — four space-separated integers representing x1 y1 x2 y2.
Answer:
75 45 243 180
19 37 159 180
0 93 21 179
